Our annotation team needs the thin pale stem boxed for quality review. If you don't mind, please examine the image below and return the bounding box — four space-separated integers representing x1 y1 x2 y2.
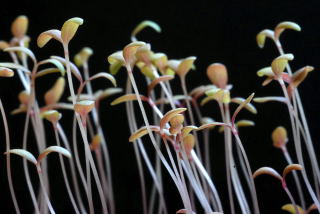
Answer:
37 169 55 214
53 127 80 214
282 146 306 209
0 99 21 214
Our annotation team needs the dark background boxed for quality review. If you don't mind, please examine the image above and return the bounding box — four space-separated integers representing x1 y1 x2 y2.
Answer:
0 0 320 213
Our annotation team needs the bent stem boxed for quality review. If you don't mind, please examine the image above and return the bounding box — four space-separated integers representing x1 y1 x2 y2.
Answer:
0 99 21 214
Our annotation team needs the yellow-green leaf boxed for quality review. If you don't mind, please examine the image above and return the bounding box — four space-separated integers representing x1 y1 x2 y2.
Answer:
271 54 294 76
256 29 274 48
61 17 84 44
131 20 161 41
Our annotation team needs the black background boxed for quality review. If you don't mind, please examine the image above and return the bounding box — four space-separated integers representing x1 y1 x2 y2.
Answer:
0 0 320 213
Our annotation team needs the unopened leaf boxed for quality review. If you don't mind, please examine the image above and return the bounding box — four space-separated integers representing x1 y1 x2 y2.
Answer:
207 63 228 89
272 126 288 148
11 15 28 38
44 77 65 105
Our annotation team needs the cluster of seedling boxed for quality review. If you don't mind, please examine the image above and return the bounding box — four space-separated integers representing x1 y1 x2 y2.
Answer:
0 15 318 214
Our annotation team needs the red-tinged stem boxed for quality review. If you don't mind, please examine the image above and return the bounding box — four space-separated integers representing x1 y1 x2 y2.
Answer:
282 180 301 214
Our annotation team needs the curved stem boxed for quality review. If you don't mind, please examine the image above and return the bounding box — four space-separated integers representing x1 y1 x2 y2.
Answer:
0 99 21 214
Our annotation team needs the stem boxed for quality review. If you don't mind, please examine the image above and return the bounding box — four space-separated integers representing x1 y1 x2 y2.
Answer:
83 62 115 214
126 67 193 213
72 115 94 214
37 169 55 214
232 129 260 214
53 127 80 214
57 124 87 214
219 103 235 214
0 99 21 214
282 146 306 209
63 44 108 213
279 79 320 210
282 182 300 214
